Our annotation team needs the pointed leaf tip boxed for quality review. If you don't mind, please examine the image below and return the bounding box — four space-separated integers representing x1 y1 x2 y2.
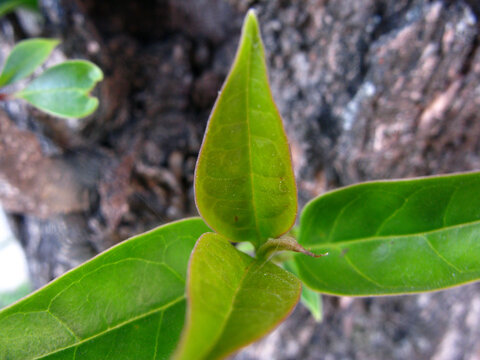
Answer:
243 9 260 43
246 8 258 24
194 10 297 248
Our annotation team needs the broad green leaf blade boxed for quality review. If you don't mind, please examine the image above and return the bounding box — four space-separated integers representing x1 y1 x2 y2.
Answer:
295 172 480 296
0 38 58 87
0 218 210 360
284 260 322 322
15 60 103 119
194 10 297 248
0 0 38 17
175 232 301 360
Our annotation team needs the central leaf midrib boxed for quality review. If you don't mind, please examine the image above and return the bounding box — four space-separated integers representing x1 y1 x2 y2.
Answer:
244 35 262 247
305 219 480 250
203 259 256 359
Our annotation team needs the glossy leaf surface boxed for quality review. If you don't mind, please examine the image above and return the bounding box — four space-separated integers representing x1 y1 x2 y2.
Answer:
175 233 301 360
0 38 58 87
15 60 103 118
194 10 297 248
295 172 480 295
0 218 210 360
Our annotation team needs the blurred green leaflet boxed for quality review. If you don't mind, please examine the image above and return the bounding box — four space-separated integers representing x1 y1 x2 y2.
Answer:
15 60 103 118
0 38 103 119
0 38 58 87
295 172 480 296
0 0 38 17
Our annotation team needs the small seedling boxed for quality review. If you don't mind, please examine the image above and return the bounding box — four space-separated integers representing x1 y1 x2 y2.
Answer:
0 38 103 118
0 10 479 360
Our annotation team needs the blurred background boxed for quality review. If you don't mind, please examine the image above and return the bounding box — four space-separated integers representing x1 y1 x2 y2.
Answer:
1 0 480 359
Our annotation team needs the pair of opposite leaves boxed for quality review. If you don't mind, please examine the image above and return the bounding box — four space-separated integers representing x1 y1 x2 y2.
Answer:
0 10 304 360
176 10 303 360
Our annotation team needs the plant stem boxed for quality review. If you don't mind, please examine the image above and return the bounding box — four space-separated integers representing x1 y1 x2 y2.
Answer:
256 234 328 261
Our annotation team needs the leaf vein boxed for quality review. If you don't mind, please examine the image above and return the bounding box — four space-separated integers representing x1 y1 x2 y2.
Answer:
421 235 463 273
307 219 480 250
33 296 185 360
343 255 386 288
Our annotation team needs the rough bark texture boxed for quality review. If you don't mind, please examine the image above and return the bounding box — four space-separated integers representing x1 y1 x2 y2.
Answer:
1 0 480 359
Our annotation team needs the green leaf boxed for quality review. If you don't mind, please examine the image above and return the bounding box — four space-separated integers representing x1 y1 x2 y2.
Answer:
174 232 301 360
0 0 38 17
283 260 322 322
300 284 323 322
194 10 297 249
0 38 58 87
0 218 210 360
295 172 480 296
15 60 103 119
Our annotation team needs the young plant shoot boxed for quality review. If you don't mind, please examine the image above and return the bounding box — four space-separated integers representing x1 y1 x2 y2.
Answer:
1 10 480 360
0 38 103 118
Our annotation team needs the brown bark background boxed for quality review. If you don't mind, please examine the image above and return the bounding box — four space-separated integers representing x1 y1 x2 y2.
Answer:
1 0 480 359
